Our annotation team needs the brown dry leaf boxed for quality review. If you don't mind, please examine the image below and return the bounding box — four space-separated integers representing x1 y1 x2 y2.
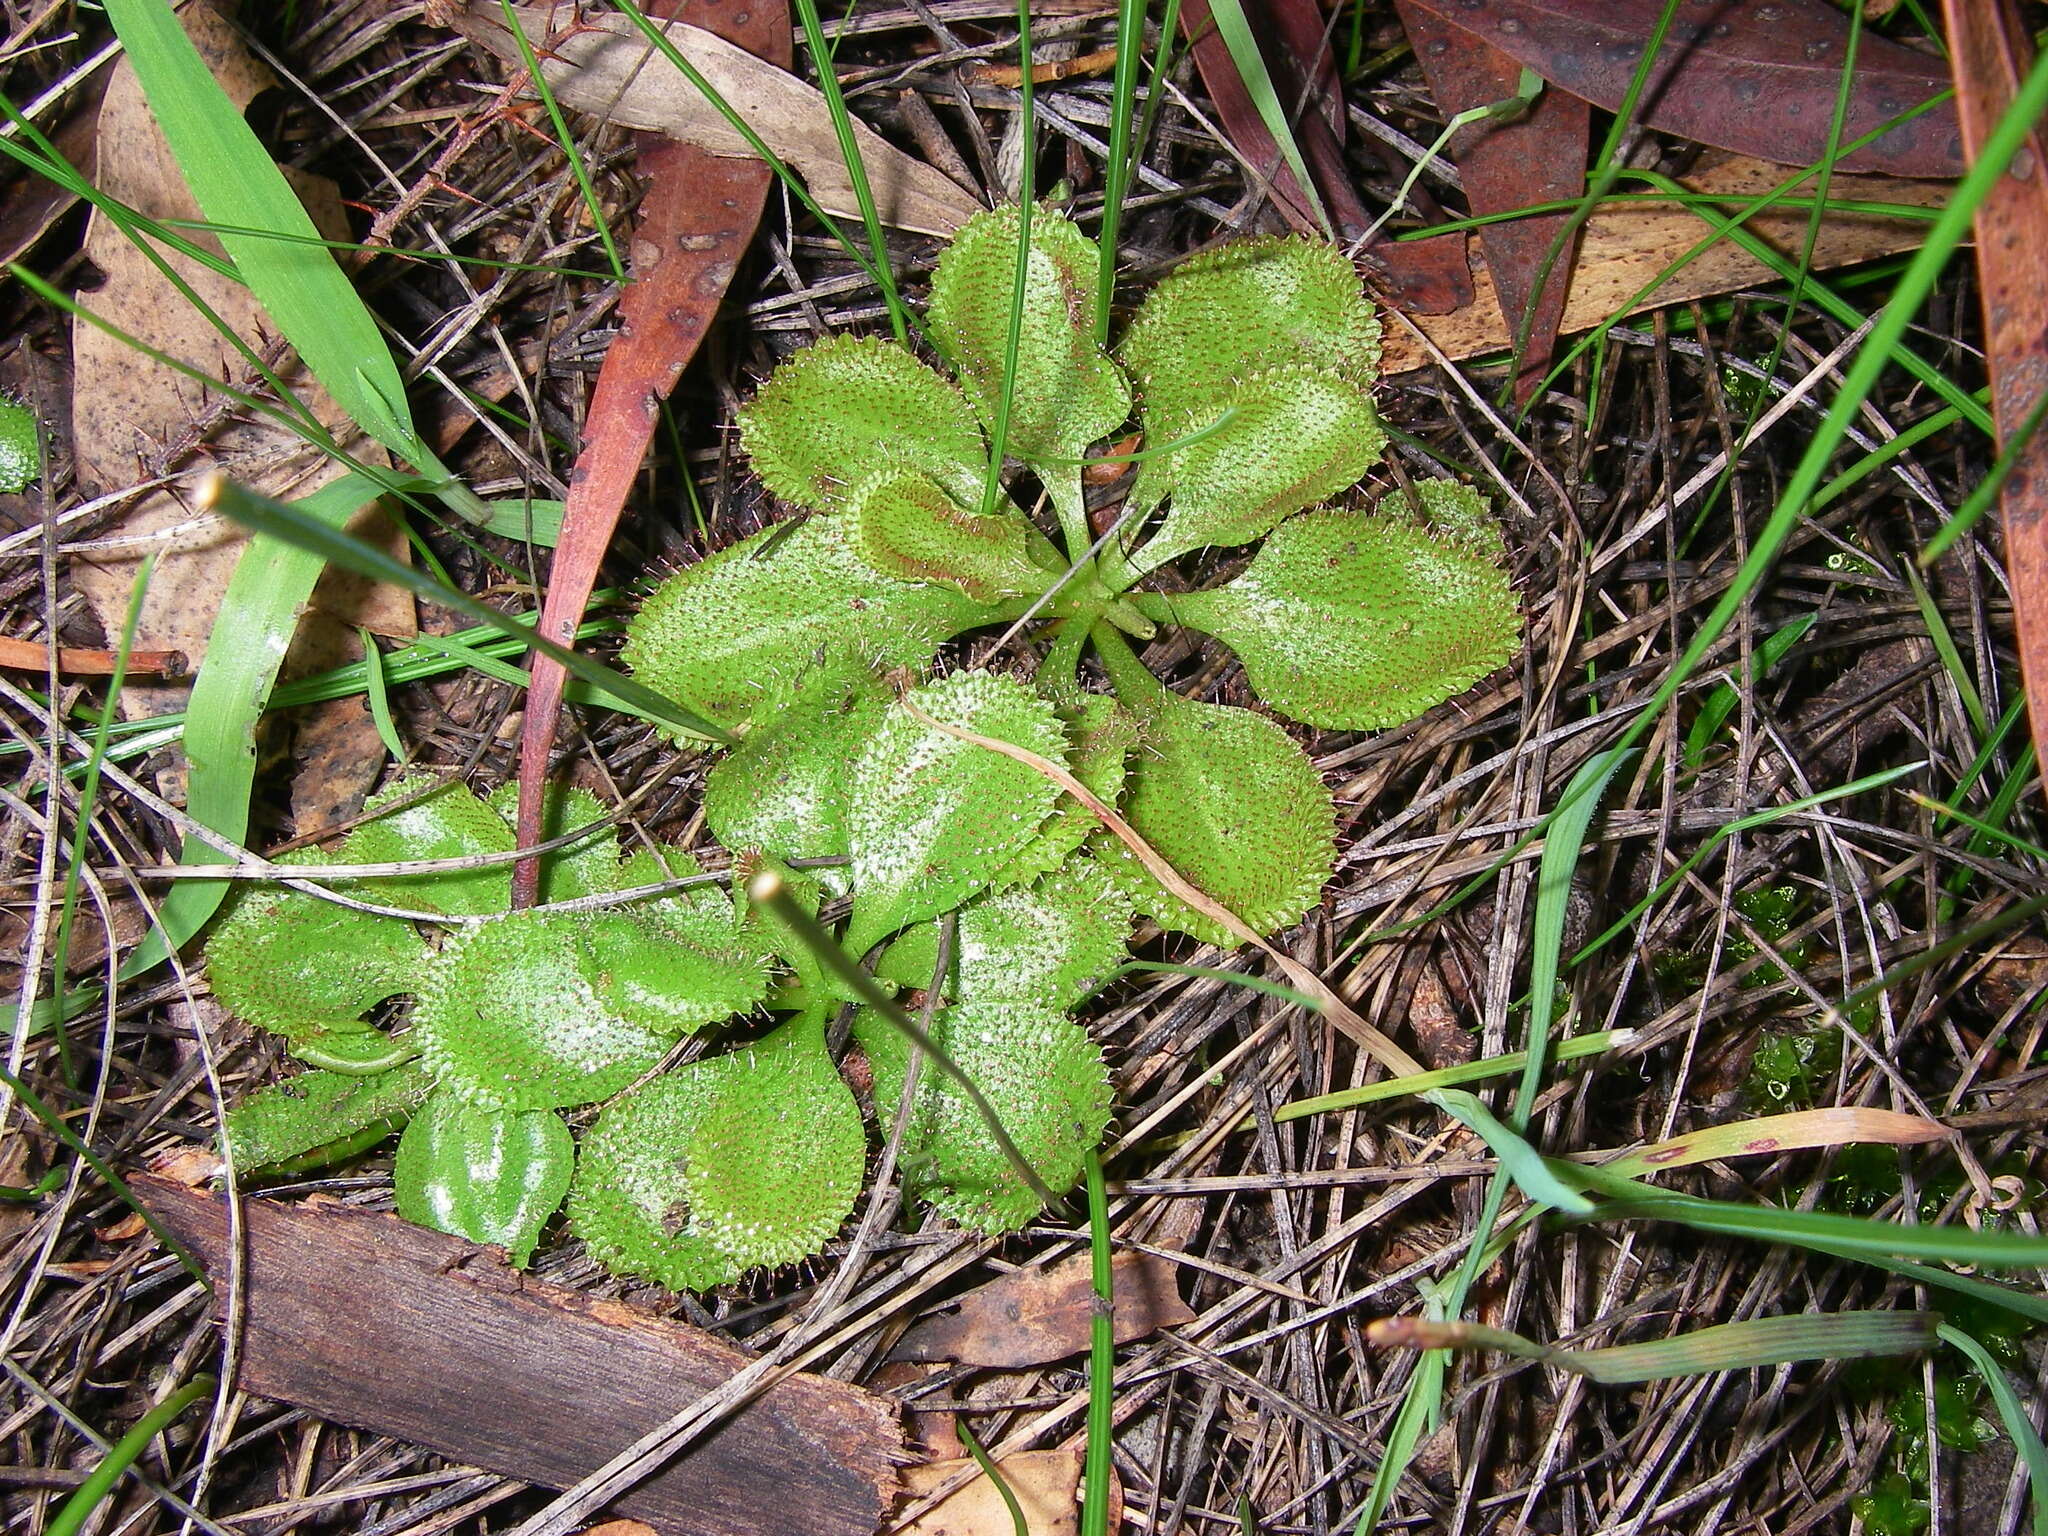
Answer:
901 1449 1095 1536
577 1521 658 1536
67 0 411 810
1379 152 1949 374
438 1 982 236
895 1250 1194 1368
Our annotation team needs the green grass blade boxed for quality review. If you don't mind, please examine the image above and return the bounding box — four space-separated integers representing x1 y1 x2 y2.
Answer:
1683 615 1815 771
1082 1146 1115 1536
44 1373 217 1536
358 629 404 762
1203 0 1329 237
1939 1323 2048 1536
99 0 426 467
1424 1089 1594 1214
1373 1310 1934 1385
495 0 623 283
197 476 732 745
793 0 911 344
954 1419 1030 1536
118 472 388 980
1516 746 1634 1124
1095 0 1146 343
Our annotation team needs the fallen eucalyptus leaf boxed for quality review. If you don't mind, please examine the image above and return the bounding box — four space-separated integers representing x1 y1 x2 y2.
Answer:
440 2 981 235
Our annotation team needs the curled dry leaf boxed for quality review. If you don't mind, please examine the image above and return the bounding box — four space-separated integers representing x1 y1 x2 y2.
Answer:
438 1 981 236
893 1249 1195 1367
1377 152 1950 373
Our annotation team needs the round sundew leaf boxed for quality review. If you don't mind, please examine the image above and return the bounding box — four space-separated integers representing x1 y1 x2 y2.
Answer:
567 1068 739 1292
1130 365 1385 571
847 467 1054 602
221 1059 435 1171
989 694 1136 889
738 332 987 513
486 782 621 903
926 204 1130 464
0 395 38 495
855 998 1110 1233
702 673 890 879
843 670 1067 955
672 1013 866 1270
880 854 1134 1012
567 1013 865 1288
1168 500 1521 730
1094 660 1335 947
575 909 771 1037
393 1094 573 1267
205 848 426 1043
413 910 671 1111
345 776 515 916
623 517 988 733
1119 235 1381 430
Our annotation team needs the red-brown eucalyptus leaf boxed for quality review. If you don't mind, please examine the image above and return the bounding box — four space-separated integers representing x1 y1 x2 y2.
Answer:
513 0 790 904
1942 0 2048 780
1400 0 1962 179
1396 0 1589 399
1177 0 1472 312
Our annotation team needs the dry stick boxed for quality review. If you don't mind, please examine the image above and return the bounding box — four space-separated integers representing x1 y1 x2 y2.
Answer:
894 694 1427 1079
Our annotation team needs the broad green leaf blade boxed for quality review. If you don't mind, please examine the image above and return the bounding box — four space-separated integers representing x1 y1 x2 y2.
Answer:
1096 641 1335 946
576 909 771 1035
668 1013 866 1268
990 695 1136 889
392 1095 573 1267
1425 1089 1593 1214
703 675 888 879
848 468 1054 601
567 1067 740 1292
221 1060 435 1171
856 997 1110 1233
413 911 669 1111
844 671 1067 954
623 517 988 731
100 0 421 463
1170 499 1521 729
739 333 986 512
1119 235 1380 430
880 854 1133 1012
204 850 425 1042
121 472 385 980
486 782 621 902
346 776 515 916
568 1012 865 1286
1131 366 1385 572
926 205 1130 464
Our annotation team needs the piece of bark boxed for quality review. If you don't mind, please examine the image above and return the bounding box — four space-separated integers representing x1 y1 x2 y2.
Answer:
132 1176 901 1536
1377 152 1949 373
892 1249 1192 1368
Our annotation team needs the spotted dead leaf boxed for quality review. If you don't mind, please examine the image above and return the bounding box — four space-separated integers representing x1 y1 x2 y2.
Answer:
893 1250 1193 1368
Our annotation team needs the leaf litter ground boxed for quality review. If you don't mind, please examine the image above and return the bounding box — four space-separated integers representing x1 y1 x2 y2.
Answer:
0 4 2041 1535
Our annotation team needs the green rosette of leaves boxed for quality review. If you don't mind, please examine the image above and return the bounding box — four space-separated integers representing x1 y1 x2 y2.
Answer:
207 777 792 1272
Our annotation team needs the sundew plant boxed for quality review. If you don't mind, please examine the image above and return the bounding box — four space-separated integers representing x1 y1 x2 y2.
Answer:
206 207 1521 1288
